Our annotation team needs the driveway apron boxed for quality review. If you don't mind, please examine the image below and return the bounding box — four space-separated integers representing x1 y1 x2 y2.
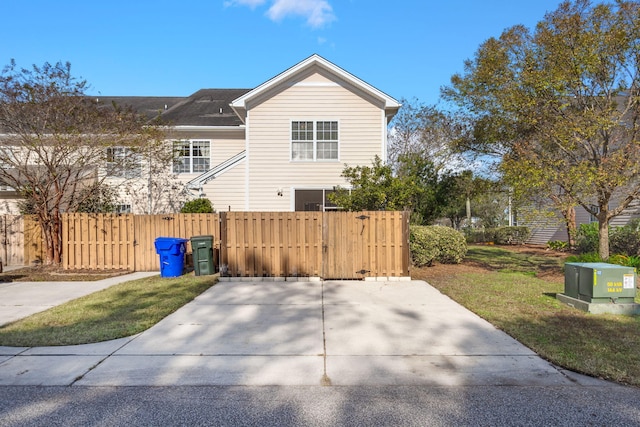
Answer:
0 280 606 387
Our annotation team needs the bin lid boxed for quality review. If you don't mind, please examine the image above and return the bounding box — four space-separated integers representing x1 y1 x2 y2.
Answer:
190 235 214 241
154 237 189 250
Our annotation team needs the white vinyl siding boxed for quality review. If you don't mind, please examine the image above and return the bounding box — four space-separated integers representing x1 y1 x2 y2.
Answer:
246 71 384 210
201 157 247 212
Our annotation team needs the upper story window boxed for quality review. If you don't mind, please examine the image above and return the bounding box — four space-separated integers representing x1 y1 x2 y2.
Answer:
291 121 338 161
589 204 600 223
0 180 14 192
106 147 141 178
173 140 210 174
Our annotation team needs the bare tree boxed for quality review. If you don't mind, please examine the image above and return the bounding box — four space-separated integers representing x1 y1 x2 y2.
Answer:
0 60 166 264
388 98 468 174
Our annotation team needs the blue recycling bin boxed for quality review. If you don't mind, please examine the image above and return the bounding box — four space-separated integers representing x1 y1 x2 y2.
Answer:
154 237 189 277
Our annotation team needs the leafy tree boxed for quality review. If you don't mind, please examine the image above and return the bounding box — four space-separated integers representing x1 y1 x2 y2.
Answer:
395 152 440 224
388 98 468 175
435 170 497 229
443 0 640 259
181 198 214 213
472 190 510 228
329 156 420 211
0 60 166 263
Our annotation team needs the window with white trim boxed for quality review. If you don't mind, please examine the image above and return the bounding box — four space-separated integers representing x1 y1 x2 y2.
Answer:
106 147 141 178
173 140 210 174
0 181 14 192
291 121 338 161
115 204 132 214
589 204 600 223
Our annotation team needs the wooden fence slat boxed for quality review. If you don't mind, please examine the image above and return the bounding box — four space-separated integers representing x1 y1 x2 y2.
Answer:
0 215 26 266
23 215 44 266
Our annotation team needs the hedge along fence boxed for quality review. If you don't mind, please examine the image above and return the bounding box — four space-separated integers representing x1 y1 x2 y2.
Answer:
409 225 467 267
465 226 531 245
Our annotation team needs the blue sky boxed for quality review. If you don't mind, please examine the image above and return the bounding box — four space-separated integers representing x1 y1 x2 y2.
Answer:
2 0 566 105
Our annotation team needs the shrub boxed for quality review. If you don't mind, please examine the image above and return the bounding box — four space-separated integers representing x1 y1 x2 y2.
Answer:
575 222 599 254
608 254 630 266
565 252 603 263
464 228 495 244
624 255 640 269
493 226 530 245
547 240 569 251
610 219 640 256
465 226 530 245
180 198 214 213
566 252 640 269
409 226 439 267
410 225 467 267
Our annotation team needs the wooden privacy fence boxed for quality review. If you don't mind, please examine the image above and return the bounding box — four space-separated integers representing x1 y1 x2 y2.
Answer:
221 212 323 278
220 211 409 279
62 213 220 271
0 215 44 266
59 211 409 279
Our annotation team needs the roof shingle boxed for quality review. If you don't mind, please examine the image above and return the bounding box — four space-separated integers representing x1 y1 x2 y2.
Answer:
96 88 252 127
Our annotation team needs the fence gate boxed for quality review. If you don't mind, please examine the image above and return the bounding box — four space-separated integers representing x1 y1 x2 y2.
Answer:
322 212 366 279
321 211 409 279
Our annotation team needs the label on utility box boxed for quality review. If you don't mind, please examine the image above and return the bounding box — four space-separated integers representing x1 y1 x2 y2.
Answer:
624 274 635 289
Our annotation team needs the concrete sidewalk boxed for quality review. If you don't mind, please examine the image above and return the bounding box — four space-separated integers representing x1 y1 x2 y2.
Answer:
0 280 617 387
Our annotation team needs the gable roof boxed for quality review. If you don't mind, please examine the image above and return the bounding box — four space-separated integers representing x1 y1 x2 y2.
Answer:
230 54 401 123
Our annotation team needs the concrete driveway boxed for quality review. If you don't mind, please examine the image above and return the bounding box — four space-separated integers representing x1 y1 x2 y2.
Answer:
0 279 612 387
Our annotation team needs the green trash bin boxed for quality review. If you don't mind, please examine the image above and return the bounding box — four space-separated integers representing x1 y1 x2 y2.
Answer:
190 235 215 276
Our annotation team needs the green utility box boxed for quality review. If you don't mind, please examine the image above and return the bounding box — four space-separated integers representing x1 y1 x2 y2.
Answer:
564 262 636 303
190 235 215 276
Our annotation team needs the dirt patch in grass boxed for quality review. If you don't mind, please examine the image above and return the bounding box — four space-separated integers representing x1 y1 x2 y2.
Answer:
414 244 568 284
0 265 131 282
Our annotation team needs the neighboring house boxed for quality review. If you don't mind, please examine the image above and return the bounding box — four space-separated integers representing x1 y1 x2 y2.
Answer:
99 54 401 213
525 201 640 245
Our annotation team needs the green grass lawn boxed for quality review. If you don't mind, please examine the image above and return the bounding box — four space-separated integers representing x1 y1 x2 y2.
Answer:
413 245 640 387
0 273 217 347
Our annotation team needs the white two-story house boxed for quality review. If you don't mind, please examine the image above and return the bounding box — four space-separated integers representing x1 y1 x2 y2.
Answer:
0 54 401 214
105 54 401 213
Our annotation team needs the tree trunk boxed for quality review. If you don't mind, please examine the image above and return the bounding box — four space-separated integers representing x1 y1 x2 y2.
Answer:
564 206 577 248
598 217 609 260
38 212 63 265
51 210 62 264
43 224 54 265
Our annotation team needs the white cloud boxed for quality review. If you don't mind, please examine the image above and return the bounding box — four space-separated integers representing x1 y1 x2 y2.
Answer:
226 0 336 29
